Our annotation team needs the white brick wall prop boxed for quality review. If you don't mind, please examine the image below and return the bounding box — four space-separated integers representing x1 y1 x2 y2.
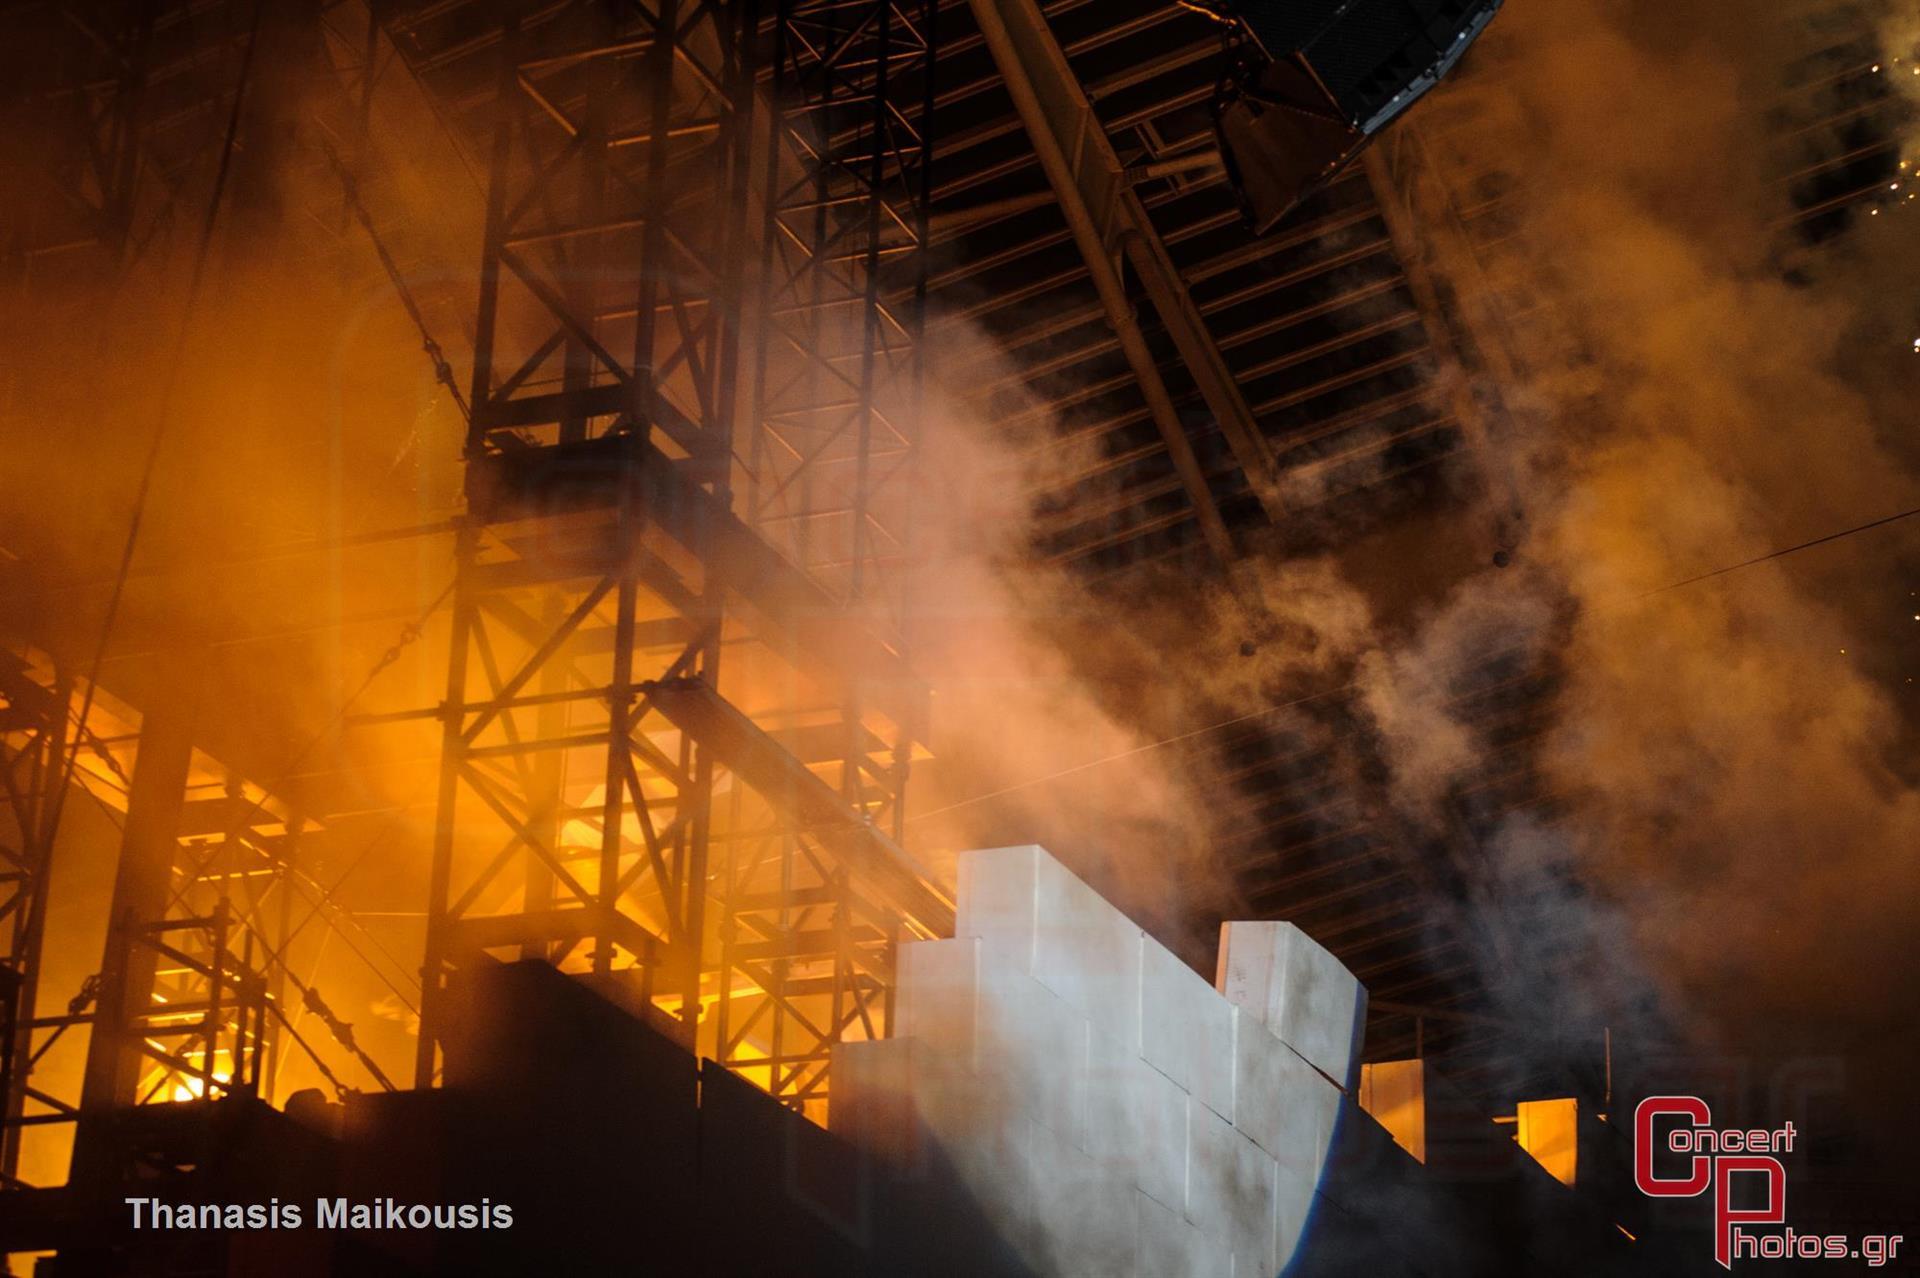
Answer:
1215 920 1368 1089
836 846 1365 1277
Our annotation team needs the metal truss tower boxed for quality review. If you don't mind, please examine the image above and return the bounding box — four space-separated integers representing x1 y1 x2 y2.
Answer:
412 0 947 1115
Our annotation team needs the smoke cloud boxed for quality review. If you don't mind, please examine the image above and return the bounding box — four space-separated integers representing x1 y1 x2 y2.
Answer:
920 0 1920 1128
5 3 1918 1201
1414 0 1920 1030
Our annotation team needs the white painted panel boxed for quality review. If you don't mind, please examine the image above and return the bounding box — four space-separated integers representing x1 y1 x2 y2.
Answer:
1217 921 1365 1087
1142 933 1235 1121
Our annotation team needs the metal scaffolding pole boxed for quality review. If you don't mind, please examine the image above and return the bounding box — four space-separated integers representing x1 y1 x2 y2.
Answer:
0 658 73 1185
68 678 289 1190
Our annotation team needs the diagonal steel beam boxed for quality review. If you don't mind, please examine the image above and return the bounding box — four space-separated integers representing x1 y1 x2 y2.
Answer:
964 0 1285 556
642 677 954 940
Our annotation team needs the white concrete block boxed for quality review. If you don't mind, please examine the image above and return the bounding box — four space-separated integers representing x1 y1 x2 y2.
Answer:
913 1052 1038 1258
1085 1027 1189 1213
896 937 980 1062
1135 1189 1231 1278
835 1034 1041 1261
1142 934 1236 1121
977 947 1089 1141
1230 1007 1342 1177
885 853 1367 1276
894 936 1093 1142
1139 1060 1192 1217
1187 1097 1276 1276
1135 1189 1190 1278
955 844 1042 967
1033 852 1144 1050
957 846 1145 1052
890 936 1088 1152
1028 1110 1135 1277
1217 921 1366 1088
1197 1233 1233 1277
831 1037 916 1166
1082 1024 1130 1162
1273 1162 1316 1273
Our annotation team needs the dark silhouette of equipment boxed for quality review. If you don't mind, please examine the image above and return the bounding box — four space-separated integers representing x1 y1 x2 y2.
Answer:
1202 0 1504 233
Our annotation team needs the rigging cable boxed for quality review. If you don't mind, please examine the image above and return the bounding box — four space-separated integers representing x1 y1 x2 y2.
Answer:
46 0 267 855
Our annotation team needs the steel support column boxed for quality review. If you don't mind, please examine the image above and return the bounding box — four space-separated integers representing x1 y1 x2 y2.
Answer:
71 684 196 1186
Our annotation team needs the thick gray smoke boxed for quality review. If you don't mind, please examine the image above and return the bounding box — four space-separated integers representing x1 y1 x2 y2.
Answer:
920 0 1920 1106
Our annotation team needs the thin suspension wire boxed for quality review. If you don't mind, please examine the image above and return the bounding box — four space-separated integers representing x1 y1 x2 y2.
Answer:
49 1 266 852
316 135 472 424
909 499 1920 824
1640 502 1920 597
